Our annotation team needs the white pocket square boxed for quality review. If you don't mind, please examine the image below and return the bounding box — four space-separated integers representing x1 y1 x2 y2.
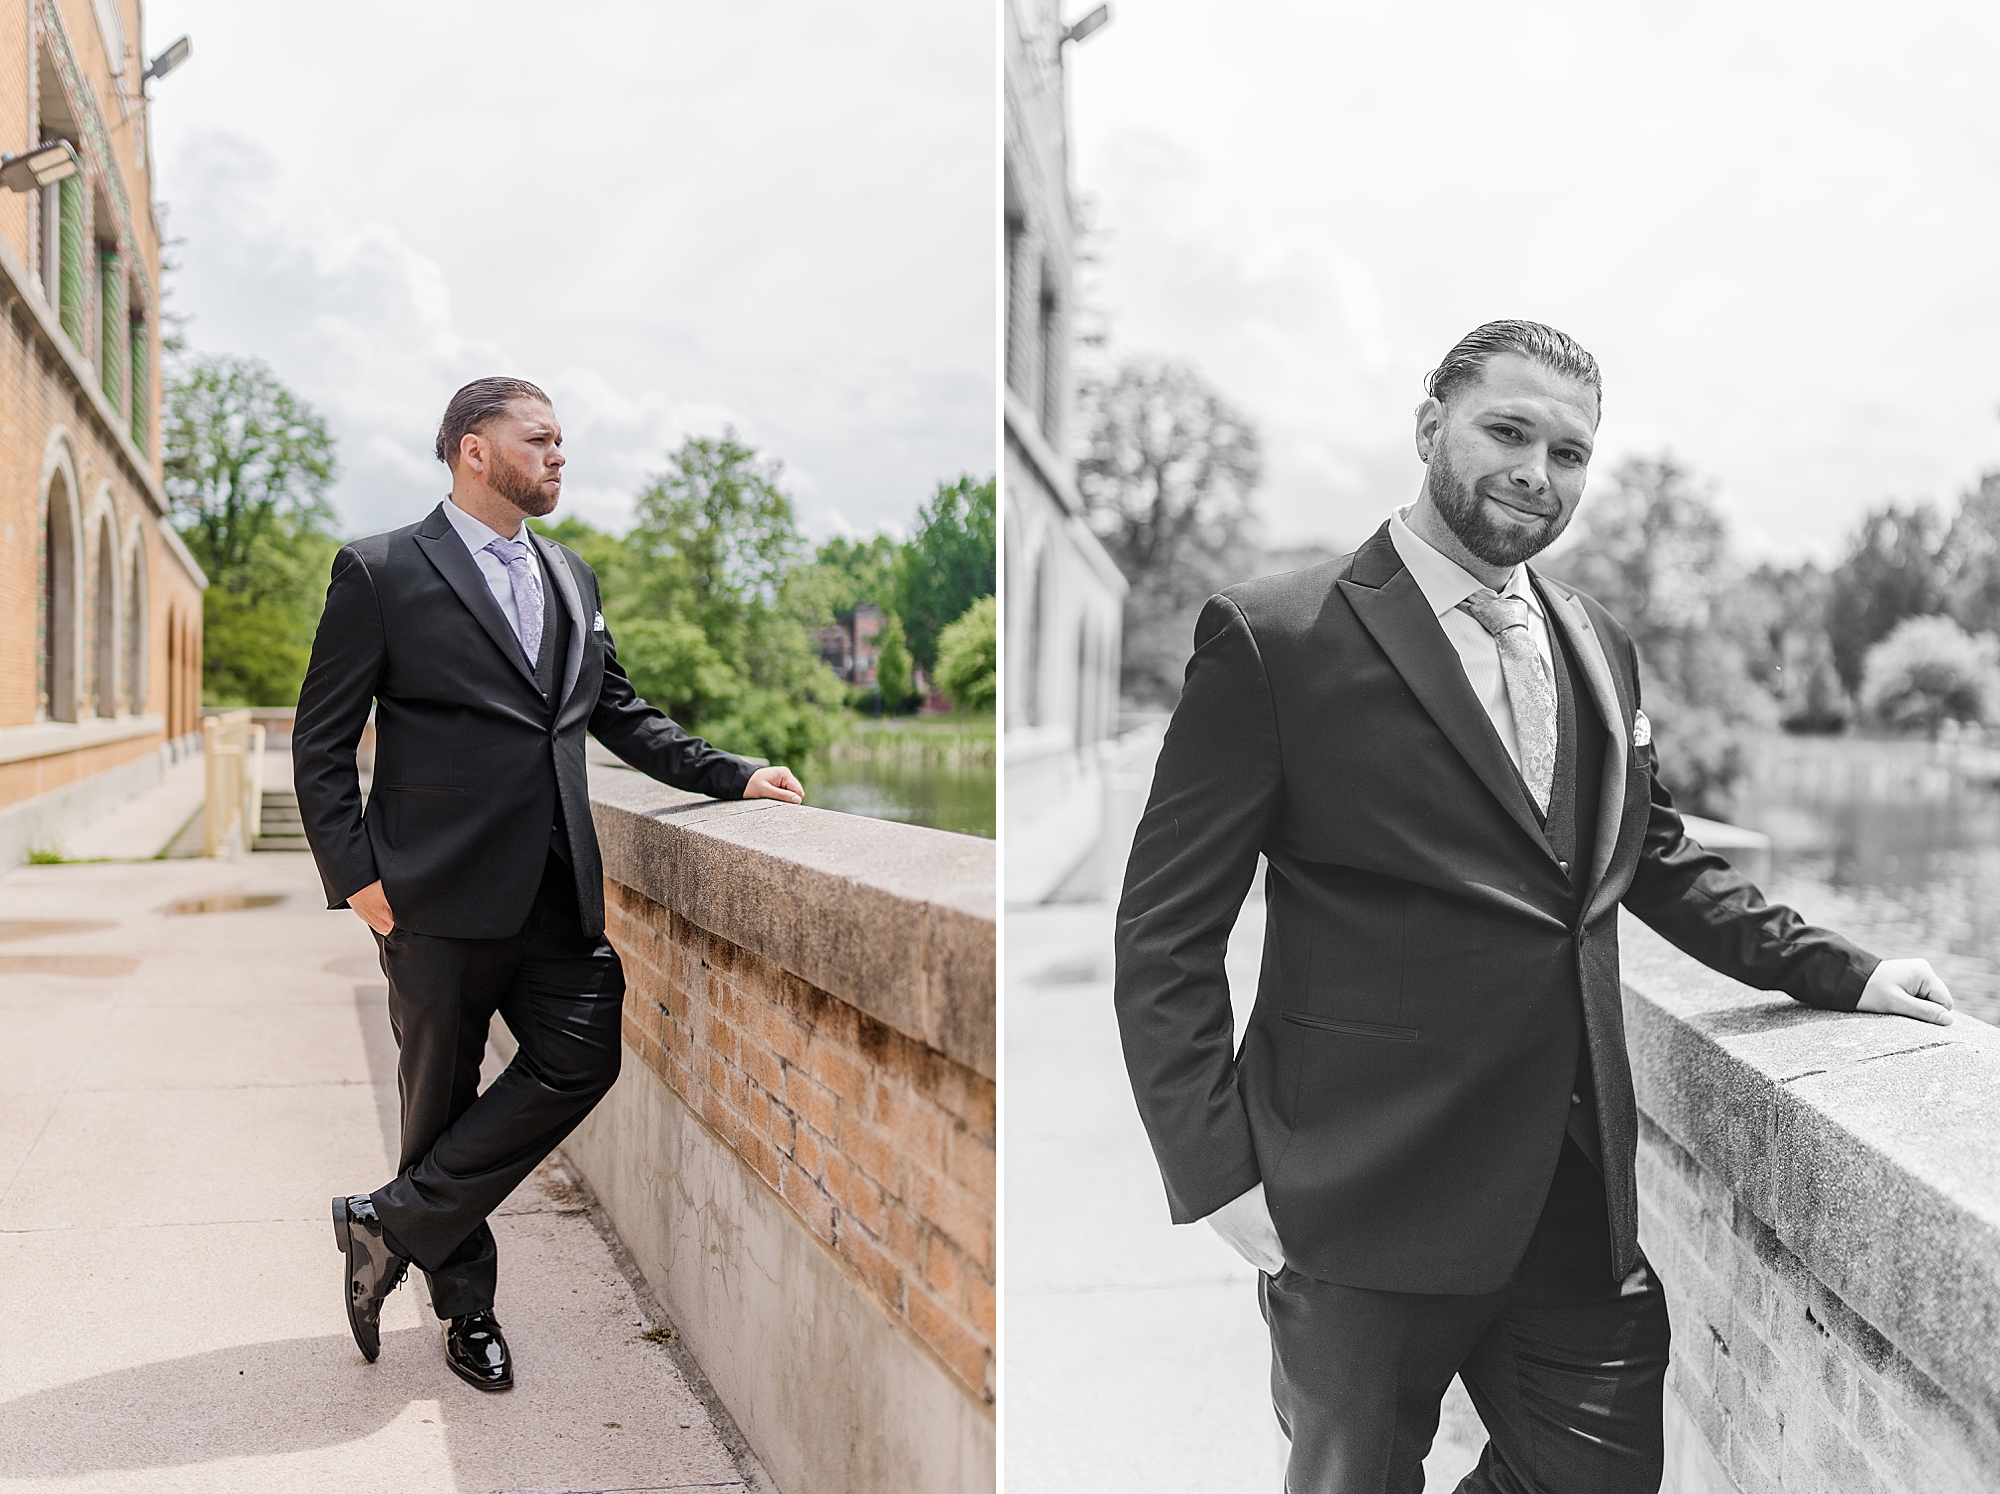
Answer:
592 611 606 633
1632 709 1651 748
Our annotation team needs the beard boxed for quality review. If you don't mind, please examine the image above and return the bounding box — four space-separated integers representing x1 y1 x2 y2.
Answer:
489 450 560 517
1425 444 1569 568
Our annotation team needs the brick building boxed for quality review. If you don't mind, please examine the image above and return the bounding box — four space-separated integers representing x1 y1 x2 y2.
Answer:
813 602 884 687
1003 0 1125 900
0 0 203 863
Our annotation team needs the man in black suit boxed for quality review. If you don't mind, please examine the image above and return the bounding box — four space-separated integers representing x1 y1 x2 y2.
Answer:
296 377 803 1391
1113 322 1953 1492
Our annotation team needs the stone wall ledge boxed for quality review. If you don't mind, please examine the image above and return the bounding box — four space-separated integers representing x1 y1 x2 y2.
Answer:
0 714 164 765
587 760 996 1078
1620 910 2000 1437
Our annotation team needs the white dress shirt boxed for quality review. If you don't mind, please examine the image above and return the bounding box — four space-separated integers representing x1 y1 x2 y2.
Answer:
1387 505 1554 775
442 496 538 648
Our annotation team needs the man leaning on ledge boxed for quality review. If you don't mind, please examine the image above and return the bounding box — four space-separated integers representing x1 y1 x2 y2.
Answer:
1113 321 1955 1494
294 377 804 1393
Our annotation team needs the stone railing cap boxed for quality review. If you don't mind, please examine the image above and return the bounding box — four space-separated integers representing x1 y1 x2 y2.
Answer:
1620 912 2000 1429
588 762 995 1077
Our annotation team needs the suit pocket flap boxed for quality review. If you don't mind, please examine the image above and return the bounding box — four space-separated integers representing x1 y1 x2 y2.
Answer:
380 783 465 795
1281 1011 1420 1041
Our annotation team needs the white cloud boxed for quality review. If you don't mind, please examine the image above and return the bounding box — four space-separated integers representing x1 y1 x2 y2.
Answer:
145 0 995 546
1069 0 2000 562
162 132 771 540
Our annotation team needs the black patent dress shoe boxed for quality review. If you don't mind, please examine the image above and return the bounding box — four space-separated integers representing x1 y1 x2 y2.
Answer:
445 1310 514 1391
332 1194 408 1363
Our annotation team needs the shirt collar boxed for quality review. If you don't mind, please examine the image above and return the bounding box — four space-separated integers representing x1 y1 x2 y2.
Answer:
443 495 525 553
1388 505 1543 621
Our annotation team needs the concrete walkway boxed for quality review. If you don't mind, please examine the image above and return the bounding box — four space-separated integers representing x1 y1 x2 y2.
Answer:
58 752 207 862
1004 888 1485 1492
0 839 756 1491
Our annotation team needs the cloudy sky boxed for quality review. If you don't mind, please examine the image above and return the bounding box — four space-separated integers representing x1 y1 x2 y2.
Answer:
141 1 994 541
1067 0 2000 563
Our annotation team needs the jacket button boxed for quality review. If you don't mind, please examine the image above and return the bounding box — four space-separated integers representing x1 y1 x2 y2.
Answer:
1571 1093 1582 1105
1558 860 1571 876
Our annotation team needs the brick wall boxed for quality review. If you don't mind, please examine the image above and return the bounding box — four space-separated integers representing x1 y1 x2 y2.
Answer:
606 879 997 1405
0 0 194 753
1621 914 2000 1494
0 726 157 808
1639 1116 1990 1494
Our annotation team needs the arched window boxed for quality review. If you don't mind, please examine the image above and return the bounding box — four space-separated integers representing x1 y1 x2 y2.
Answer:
1074 620 1091 751
41 470 79 722
124 532 147 716
93 517 117 718
184 611 201 727
1028 545 1051 728
1038 266 1062 444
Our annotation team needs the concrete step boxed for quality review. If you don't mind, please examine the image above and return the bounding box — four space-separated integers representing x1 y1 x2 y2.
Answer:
254 790 307 853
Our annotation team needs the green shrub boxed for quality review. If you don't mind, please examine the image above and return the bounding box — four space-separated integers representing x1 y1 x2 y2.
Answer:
934 595 996 713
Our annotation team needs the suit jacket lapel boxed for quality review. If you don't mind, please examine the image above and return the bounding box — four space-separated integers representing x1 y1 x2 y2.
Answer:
529 529 587 708
411 505 539 689
1535 574 1631 915
1338 537 1554 860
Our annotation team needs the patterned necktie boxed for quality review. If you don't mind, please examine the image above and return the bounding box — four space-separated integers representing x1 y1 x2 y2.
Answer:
1457 588 1555 814
484 537 545 665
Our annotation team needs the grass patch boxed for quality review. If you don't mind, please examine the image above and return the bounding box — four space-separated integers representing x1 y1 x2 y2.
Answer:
25 847 110 865
828 711 996 764
639 1323 679 1346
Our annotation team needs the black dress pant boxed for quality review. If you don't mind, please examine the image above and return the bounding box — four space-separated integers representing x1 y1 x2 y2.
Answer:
1260 1139 1671 1494
368 853 624 1319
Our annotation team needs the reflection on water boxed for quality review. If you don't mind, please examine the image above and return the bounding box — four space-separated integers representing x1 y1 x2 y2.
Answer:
1736 765 2000 1026
809 758 995 839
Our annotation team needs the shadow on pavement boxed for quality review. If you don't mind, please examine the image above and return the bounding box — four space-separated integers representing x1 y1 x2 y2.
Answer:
0 1327 442 1476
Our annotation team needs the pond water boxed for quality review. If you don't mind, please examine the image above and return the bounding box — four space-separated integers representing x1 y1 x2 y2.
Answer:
1734 753 2000 1026
808 757 996 840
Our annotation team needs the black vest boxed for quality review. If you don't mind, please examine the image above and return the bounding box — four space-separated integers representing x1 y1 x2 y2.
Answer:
1545 612 1606 918
532 550 573 862
1544 604 1609 1167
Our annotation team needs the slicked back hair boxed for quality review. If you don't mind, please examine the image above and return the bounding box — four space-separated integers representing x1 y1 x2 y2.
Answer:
435 377 552 467
1424 321 1602 415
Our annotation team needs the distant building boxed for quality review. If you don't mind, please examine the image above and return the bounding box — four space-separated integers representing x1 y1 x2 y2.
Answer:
1004 0 1126 902
814 603 884 686
0 1 207 864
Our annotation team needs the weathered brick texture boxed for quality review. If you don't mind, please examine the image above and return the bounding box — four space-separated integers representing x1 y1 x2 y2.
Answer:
606 878 997 1403
1639 1115 1994 1494
0 1 203 804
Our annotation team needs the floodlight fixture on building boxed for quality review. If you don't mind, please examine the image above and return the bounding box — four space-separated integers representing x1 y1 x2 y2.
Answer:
1062 5 1111 46
0 140 79 193
142 35 192 84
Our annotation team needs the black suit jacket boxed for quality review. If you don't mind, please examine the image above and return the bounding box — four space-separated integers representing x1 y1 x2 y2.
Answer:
1114 522 1876 1294
293 503 754 940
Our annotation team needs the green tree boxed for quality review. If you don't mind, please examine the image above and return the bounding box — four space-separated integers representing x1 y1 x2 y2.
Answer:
1861 615 2000 734
596 432 845 763
1548 453 1775 815
874 611 914 712
1076 358 1263 707
933 595 996 713
1827 501 1948 693
893 475 995 670
164 354 339 705
1734 560 1848 732
812 533 902 617
1939 470 2000 633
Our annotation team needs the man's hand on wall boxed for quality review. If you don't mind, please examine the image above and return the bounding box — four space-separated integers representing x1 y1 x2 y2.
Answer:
349 879 395 936
744 766 804 804
1205 1181 1287 1274
1858 958 1954 1025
